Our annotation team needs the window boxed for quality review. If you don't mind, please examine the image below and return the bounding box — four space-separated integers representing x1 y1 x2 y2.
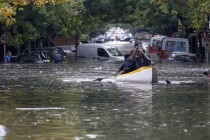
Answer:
106 48 123 56
176 41 186 52
97 48 109 57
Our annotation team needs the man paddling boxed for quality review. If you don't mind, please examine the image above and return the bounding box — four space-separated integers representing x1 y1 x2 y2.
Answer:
117 50 137 74
118 45 152 74
118 54 130 73
135 48 151 68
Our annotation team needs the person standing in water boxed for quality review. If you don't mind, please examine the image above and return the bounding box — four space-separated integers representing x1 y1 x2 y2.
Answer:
4 51 17 63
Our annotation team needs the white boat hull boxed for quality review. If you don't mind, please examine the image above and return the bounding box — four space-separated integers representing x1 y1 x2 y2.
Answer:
116 66 158 83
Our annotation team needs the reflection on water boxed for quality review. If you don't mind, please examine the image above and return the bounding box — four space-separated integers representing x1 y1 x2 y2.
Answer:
0 60 210 140
0 125 8 139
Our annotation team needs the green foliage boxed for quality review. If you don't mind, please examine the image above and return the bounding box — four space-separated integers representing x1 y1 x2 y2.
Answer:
1 0 210 47
2 1 84 47
152 0 210 33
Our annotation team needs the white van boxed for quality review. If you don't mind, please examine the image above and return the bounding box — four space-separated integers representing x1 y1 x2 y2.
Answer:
161 37 190 58
77 43 124 61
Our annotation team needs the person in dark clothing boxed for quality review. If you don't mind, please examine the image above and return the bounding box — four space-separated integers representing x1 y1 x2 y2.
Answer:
4 51 12 63
53 50 63 63
118 54 130 72
135 49 150 68
118 50 137 74
118 46 154 74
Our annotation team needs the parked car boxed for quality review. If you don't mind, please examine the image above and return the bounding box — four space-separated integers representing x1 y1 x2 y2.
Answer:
57 45 76 57
31 46 66 62
169 51 197 62
17 49 45 63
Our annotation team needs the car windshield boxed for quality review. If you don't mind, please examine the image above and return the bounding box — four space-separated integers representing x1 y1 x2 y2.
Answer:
60 46 70 50
164 40 187 52
32 54 41 61
175 55 195 62
106 48 123 56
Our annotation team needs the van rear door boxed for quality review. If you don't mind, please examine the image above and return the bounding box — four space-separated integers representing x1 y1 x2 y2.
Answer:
161 38 190 58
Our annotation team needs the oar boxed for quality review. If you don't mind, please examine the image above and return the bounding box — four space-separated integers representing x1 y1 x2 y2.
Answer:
138 48 171 84
152 65 171 84
93 72 116 81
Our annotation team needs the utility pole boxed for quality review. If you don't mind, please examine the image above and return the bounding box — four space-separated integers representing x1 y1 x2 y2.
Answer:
209 20 210 30
203 20 210 64
0 34 6 59
206 43 209 65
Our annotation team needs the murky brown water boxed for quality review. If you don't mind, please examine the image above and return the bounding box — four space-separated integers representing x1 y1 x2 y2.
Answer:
0 56 210 140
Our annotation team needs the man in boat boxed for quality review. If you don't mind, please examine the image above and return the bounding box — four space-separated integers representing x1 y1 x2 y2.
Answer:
117 50 137 74
135 48 151 68
118 53 130 73
118 46 154 73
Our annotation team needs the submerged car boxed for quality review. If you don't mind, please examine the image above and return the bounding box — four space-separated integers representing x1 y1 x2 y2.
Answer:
31 46 66 62
57 45 76 57
15 49 50 63
18 53 44 63
169 51 197 62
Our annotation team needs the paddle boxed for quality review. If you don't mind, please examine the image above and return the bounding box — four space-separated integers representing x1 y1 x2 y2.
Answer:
138 48 171 84
93 72 116 81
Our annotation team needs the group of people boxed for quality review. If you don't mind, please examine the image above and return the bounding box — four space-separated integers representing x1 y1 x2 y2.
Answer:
4 49 66 63
118 46 153 74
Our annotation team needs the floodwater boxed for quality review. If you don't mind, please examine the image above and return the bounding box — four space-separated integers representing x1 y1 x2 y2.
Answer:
0 57 210 140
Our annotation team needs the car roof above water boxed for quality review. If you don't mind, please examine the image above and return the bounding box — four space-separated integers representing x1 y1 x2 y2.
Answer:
31 46 65 53
171 51 196 56
79 43 117 48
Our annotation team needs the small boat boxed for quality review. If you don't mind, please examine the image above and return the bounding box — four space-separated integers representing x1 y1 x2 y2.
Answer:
116 66 158 83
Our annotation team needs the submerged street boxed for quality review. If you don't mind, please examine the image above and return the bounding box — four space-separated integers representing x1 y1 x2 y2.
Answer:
1 0 210 139
0 58 210 140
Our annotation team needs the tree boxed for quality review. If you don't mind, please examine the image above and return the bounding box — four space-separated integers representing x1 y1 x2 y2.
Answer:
0 0 78 26
1 1 84 47
151 0 210 55
152 0 210 33
1 0 210 50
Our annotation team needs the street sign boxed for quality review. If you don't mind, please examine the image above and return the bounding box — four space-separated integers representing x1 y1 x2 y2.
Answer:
0 34 6 44
204 30 210 40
